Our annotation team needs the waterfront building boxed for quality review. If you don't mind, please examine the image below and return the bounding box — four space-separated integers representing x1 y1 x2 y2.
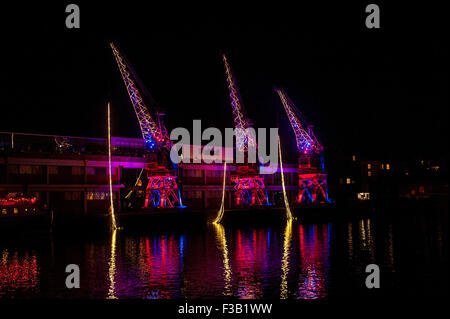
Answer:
0 132 299 216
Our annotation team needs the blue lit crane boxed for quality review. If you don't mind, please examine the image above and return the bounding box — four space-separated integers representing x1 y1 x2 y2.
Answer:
110 43 181 208
275 88 329 204
222 54 268 206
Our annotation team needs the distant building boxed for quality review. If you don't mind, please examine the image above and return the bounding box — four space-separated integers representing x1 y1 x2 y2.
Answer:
397 158 448 200
332 151 396 203
330 149 448 204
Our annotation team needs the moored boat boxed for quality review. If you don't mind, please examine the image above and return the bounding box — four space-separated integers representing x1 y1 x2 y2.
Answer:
0 194 50 233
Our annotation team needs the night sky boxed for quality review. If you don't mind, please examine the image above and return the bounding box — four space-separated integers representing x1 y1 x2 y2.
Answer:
1 2 448 162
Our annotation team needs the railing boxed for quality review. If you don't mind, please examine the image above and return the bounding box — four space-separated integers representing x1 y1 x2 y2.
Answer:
0 132 149 157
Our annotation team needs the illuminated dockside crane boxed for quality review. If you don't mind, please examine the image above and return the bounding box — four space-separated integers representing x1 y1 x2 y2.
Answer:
110 43 182 208
275 88 329 205
222 54 269 206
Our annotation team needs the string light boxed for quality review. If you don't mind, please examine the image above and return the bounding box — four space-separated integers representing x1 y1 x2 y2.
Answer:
278 137 293 221
213 162 227 224
108 102 117 230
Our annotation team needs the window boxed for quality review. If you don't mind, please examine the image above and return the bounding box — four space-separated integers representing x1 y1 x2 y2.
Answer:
357 193 370 200
55 166 71 175
386 163 390 170
32 166 43 174
19 165 33 174
18 165 42 174
86 191 110 200
368 171 372 176
48 166 58 174
64 192 82 200
1 209 6 215
346 178 351 184
185 191 202 199
72 166 84 175
206 169 223 178
94 167 107 175
7 165 19 174
352 155 356 161
205 191 220 198
183 169 203 178
381 164 384 169
367 163 371 169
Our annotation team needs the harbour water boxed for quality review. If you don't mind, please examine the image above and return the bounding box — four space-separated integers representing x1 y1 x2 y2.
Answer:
0 207 447 299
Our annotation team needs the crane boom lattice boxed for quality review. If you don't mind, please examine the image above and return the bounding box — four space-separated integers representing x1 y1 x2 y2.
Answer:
276 88 329 205
110 43 181 209
222 54 268 207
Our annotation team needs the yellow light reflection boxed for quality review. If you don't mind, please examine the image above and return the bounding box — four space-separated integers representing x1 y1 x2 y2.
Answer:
107 102 117 230
358 218 375 261
359 219 366 244
278 137 293 221
213 162 227 224
386 224 394 271
280 219 293 299
2 249 8 265
213 223 232 295
366 219 375 261
107 229 117 299
348 222 353 260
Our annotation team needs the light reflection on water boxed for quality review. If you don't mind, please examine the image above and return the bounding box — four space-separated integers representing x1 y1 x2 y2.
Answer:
295 223 330 299
213 223 232 296
0 213 447 298
0 248 39 297
107 229 117 299
280 219 292 299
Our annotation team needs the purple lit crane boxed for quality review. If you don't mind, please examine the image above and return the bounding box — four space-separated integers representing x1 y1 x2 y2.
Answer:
110 43 181 208
275 88 329 204
222 54 268 206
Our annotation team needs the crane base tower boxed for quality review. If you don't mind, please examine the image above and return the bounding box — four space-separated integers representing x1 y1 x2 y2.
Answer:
231 165 268 206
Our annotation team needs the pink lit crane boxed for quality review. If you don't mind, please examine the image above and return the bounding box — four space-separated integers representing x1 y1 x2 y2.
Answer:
222 54 268 206
110 43 181 208
275 88 329 204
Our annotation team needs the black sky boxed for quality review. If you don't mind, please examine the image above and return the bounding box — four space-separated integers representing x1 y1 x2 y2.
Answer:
1 2 448 161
